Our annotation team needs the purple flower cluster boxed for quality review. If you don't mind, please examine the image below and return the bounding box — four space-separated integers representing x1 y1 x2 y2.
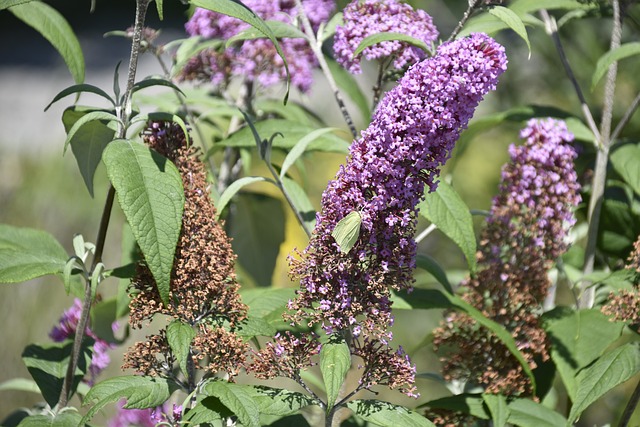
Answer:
50 298 117 385
485 118 582 276
107 399 182 427
182 0 334 92
433 118 581 396
333 0 439 74
288 33 507 337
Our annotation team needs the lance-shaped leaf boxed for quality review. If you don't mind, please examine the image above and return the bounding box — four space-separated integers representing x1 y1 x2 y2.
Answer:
507 398 568 427
354 32 430 57
217 120 350 154
204 381 261 427
0 0 35 10
81 376 178 424
244 385 315 416
543 308 624 400
347 400 435 427
0 224 69 284
62 106 117 197
167 319 196 377
611 143 640 197
22 340 93 407
568 342 640 424
63 111 121 154
215 176 269 215
280 128 342 178
483 394 509 427
17 411 85 427
488 6 531 56
592 42 640 90
227 19 307 46
45 84 115 111
102 140 184 306
320 338 351 410
419 181 477 274
8 1 84 83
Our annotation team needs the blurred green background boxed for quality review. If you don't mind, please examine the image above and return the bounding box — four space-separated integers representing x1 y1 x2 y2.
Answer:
1 0 639 425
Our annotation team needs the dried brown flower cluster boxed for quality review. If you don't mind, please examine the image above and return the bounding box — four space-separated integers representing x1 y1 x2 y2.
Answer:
432 119 581 399
601 235 640 327
123 121 247 379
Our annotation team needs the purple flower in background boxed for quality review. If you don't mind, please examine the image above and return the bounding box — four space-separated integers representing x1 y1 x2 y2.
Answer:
182 0 335 92
288 33 507 338
433 118 581 396
50 298 117 385
108 400 182 427
333 0 439 74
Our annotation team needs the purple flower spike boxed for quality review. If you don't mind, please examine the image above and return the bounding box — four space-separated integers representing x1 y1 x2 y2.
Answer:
288 33 507 337
182 0 335 92
433 118 581 397
333 0 439 74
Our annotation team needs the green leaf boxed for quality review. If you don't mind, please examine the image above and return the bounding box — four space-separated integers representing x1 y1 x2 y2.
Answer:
227 193 285 287
0 0 35 10
415 254 454 294
568 342 640 423
347 400 435 427
254 99 323 127
90 298 121 344
62 106 116 197
281 176 317 232
543 307 624 400
240 287 296 320
320 338 351 409
507 398 568 427
244 385 315 416
319 11 343 43
0 378 41 394
397 288 454 310
190 0 291 102
81 376 178 424
0 224 69 284
420 394 489 419
45 84 115 111
218 120 350 154
447 294 537 395
482 394 509 427
204 381 261 427
22 340 93 407
167 319 196 377
237 316 277 339
592 42 640 90
63 111 120 154
354 32 430 58
215 176 268 215
155 0 163 20
325 57 370 122
184 396 228 425
8 2 84 83
131 77 185 97
331 211 362 254
280 128 342 178
611 143 640 197
419 181 477 274
102 140 185 307
17 411 85 427
488 6 531 56
227 19 307 46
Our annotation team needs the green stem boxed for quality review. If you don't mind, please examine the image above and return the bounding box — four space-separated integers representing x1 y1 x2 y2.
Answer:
294 0 357 138
447 0 482 42
56 0 150 408
619 378 640 427
265 162 312 238
580 0 622 309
